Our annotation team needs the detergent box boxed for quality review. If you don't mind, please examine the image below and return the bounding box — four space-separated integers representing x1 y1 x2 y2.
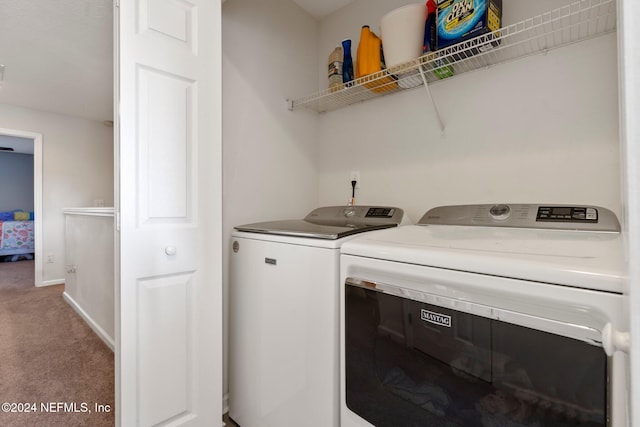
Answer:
436 0 502 50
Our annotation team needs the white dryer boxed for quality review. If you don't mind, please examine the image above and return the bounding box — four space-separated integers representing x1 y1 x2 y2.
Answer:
339 204 629 427
228 205 407 427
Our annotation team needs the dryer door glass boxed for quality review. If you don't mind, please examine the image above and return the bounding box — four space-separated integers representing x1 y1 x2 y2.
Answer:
344 283 607 426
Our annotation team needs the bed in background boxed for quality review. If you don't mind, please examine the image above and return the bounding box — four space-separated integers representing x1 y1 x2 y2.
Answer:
0 210 35 261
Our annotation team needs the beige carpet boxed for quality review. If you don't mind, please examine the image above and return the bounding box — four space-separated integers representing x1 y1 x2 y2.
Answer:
0 260 114 427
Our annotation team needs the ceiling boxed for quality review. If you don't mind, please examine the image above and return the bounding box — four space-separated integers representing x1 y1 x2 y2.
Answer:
0 0 113 123
292 0 355 20
0 0 348 127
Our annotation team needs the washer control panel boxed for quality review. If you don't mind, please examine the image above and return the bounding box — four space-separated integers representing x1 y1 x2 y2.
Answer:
365 207 396 218
420 204 620 232
339 206 396 219
305 205 406 227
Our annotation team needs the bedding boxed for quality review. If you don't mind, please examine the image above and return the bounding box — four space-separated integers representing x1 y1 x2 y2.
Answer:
0 220 35 257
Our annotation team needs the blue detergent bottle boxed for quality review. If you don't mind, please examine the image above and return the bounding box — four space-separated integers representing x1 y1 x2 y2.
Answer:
342 39 354 86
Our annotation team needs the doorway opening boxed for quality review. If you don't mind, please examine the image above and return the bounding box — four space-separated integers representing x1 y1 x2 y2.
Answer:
0 128 43 287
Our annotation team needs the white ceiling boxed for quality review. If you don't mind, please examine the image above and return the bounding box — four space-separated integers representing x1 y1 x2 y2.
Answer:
0 0 347 126
0 0 113 123
292 0 355 20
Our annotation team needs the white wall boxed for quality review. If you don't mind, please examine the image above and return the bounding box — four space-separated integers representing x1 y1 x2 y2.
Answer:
0 152 34 212
222 0 319 406
0 103 114 284
63 209 115 350
316 0 620 222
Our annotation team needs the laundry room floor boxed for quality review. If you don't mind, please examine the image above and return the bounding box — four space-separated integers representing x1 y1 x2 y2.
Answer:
223 413 239 426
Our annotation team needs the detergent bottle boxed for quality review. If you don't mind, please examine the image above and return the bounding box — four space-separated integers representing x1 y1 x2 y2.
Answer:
342 39 354 85
328 45 344 91
356 25 397 93
423 0 437 54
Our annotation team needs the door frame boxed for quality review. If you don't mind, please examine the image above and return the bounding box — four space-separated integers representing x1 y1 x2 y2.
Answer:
0 127 43 287
619 0 640 421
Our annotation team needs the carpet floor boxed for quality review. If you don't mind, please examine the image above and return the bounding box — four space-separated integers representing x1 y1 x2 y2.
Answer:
0 260 115 426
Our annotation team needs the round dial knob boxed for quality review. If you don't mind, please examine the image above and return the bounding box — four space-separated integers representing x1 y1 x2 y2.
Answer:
343 207 357 217
489 204 511 220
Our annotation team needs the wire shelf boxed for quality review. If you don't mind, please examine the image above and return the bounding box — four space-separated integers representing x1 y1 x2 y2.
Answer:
289 0 616 113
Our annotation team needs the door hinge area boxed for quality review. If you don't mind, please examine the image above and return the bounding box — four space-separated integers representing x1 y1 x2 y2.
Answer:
116 211 121 232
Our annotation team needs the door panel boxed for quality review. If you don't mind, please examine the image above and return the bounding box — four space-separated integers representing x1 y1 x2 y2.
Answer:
138 273 193 426
141 0 196 50
137 66 195 223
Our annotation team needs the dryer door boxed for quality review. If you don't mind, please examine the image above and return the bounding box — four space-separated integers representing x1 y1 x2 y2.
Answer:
344 280 607 427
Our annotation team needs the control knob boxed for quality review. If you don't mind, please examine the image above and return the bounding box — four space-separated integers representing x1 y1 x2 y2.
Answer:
489 204 511 220
343 207 357 217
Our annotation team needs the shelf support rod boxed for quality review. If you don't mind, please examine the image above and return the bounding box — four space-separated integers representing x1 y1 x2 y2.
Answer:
418 66 445 132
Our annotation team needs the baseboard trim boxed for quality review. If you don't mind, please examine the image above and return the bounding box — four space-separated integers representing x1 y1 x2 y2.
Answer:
62 291 115 351
223 393 229 414
38 278 65 287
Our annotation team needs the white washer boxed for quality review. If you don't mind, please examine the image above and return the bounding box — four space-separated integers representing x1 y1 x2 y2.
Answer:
340 204 629 427
229 205 407 427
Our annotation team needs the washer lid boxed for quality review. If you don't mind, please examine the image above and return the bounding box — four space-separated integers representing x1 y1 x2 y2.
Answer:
340 224 625 293
234 205 405 240
234 219 399 239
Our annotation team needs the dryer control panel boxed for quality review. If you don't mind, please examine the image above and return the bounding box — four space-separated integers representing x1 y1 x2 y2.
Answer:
536 206 598 223
420 204 620 232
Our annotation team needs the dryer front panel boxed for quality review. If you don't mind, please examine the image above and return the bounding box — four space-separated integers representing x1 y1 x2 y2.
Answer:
339 255 628 427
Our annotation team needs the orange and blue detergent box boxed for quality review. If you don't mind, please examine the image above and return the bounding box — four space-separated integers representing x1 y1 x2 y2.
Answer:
436 0 502 50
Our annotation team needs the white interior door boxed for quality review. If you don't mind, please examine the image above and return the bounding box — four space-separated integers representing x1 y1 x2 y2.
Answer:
115 0 222 426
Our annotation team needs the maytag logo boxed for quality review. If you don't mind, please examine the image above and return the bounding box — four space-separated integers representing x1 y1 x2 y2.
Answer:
421 309 451 328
